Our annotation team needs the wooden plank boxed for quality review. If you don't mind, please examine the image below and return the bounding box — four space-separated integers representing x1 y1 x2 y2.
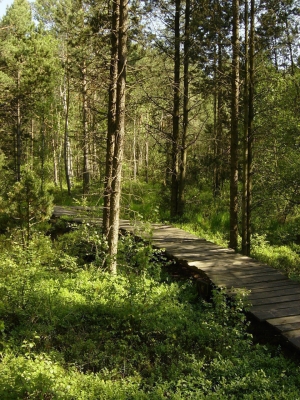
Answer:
272 322 300 333
269 317 300 330
285 336 300 349
246 281 300 292
283 329 300 341
252 307 300 321
225 274 290 293
252 300 300 312
208 274 288 288
250 293 300 306
248 287 300 300
198 268 285 281
267 315 300 326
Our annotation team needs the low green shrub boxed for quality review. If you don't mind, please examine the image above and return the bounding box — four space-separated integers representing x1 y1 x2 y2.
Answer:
1 228 300 398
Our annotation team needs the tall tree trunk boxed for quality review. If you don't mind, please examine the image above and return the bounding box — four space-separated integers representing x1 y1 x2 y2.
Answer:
178 0 190 216
16 69 22 182
107 0 128 274
133 115 137 180
52 136 58 186
30 119 34 171
242 0 249 255
246 0 254 256
103 0 120 236
82 61 90 195
229 0 240 250
145 137 149 183
214 40 224 197
40 117 45 193
170 0 181 218
62 71 72 195
213 44 218 196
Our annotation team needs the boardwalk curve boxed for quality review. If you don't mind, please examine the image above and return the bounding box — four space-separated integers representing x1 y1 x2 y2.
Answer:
52 206 300 351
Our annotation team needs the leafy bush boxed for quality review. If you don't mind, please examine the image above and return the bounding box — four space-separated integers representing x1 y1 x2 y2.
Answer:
1 227 300 398
251 234 300 279
56 222 108 268
0 170 53 245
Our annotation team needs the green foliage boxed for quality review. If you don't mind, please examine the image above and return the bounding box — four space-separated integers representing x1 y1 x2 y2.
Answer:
0 170 53 244
56 222 108 268
122 181 164 223
251 233 300 280
1 227 300 398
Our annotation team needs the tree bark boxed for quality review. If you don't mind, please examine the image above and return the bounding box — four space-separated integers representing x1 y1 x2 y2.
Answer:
107 0 128 274
170 0 181 218
63 71 72 196
103 0 120 236
242 0 249 255
229 0 240 250
246 0 254 256
82 60 90 195
16 69 22 182
178 0 190 216
133 115 137 180
214 40 224 197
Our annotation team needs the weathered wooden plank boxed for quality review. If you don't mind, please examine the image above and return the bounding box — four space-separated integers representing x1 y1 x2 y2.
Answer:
207 274 288 288
252 300 300 312
246 281 300 292
285 336 300 348
274 322 300 333
266 316 300 333
248 287 300 300
250 286 299 296
282 329 300 344
196 268 285 280
253 307 300 321
250 293 300 306
267 315 300 325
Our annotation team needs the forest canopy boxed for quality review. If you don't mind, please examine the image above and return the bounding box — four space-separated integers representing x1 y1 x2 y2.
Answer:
0 0 299 264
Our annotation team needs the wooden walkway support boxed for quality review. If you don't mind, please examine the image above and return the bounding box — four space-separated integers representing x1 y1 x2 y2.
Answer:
52 206 300 351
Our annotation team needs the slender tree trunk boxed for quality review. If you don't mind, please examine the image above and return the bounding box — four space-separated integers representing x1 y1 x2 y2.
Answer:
103 0 120 236
246 0 254 255
178 0 190 216
53 136 58 186
16 69 22 182
82 61 90 194
30 119 34 170
170 0 181 218
213 44 218 196
145 137 149 183
133 115 137 180
40 118 45 193
215 41 223 196
242 0 249 255
63 72 72 195
107 0 128 274
229 0 240 250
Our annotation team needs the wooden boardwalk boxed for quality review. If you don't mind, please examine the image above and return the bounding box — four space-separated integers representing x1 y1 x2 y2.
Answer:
53 206 300 351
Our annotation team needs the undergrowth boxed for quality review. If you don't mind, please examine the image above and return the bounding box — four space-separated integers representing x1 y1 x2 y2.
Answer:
1 228 300 398
121 181 300 279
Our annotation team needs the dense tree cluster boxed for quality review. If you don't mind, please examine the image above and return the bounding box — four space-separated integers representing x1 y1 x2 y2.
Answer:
0 0 299 268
